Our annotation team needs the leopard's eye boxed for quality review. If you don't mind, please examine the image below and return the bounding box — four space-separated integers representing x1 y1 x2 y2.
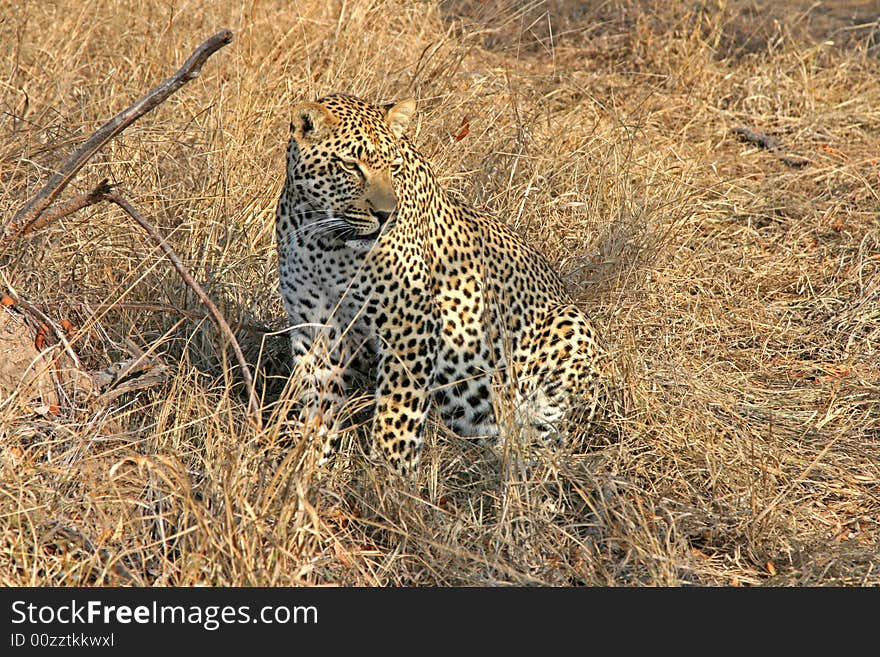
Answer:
338 158 363 178
390 158 404 175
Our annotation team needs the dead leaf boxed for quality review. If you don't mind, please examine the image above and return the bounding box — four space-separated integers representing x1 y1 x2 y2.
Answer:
34 323 49 350
454 116 469 142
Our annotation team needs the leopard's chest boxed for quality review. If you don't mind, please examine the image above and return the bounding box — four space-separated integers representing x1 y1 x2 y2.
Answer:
277 227 370 328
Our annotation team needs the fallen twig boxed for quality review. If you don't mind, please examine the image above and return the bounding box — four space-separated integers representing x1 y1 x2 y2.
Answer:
87 301 274 335
732 125 809 168
732 126 781 151
91 356 171 404
90 356 162 390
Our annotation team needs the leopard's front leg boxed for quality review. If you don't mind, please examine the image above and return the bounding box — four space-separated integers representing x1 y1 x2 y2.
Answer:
370 317 438 476
289 324 354 462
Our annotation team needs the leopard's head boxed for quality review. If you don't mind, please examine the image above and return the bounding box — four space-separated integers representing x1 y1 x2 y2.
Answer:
284 94 415 246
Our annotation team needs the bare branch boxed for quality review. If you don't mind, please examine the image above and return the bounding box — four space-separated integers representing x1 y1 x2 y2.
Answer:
18 179 115 237
0 28 258 426
85 301 274 335
2 29 233 247
105 191 262 429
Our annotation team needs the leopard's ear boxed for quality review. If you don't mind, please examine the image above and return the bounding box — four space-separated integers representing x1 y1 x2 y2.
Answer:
384 98 416 139
290 102 338 144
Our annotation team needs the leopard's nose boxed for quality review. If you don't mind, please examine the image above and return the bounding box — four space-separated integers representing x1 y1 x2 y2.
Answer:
373 210 393 224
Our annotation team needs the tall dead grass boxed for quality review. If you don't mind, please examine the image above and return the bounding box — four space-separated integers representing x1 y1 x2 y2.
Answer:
0 0 878 586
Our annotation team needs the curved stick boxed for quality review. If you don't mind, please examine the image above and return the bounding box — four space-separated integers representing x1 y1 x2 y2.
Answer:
107 192 262 430
3 29 234 244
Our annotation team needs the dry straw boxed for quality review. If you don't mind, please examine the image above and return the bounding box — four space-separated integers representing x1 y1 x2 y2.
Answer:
0 0 877 586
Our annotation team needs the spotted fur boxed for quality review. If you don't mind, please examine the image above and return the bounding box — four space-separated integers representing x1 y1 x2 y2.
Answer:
276 94 605 475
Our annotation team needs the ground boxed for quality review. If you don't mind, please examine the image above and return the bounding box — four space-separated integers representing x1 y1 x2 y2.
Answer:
0 0 877 586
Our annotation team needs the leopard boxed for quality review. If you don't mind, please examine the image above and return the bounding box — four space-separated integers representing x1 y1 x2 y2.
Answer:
275 93 605 475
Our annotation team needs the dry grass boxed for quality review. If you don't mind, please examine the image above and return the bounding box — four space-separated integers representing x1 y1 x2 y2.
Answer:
1 0 878 586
